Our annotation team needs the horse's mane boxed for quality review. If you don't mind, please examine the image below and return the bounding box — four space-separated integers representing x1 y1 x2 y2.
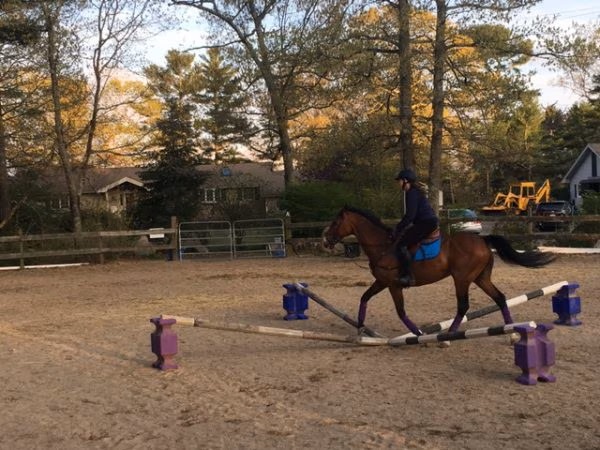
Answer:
342 205 392 233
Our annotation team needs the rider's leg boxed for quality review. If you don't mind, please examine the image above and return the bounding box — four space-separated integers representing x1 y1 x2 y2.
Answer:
397 245 415 286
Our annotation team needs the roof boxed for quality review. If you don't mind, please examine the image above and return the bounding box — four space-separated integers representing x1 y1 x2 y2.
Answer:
196 163 285 196
562 143 600 183
82 167 144 193
39 163 285 196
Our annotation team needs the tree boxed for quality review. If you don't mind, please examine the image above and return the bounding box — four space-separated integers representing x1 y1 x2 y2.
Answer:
39 0 162 234
196 47 253 163
0 0 42 45
425 0 543 211
546 22 600 101
0 0 44 226
133 98 208 227
170 0 348 186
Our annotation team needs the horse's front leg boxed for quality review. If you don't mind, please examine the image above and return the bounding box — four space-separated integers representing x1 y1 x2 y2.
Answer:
390 286 423 336
357 280 386 333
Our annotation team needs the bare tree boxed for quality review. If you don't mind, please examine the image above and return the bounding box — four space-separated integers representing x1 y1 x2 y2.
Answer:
40 0 162 234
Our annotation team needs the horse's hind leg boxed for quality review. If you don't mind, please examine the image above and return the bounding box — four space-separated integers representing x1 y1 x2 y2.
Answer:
475 264 513 325
390 286 422 335
448 278 471 333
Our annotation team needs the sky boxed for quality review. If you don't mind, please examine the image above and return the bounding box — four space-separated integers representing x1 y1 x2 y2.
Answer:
141 1 600 109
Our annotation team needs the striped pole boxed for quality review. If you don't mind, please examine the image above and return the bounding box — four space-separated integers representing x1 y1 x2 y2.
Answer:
397 280 568 339
388 321 537 347
293 283 386 338
161 315 389 346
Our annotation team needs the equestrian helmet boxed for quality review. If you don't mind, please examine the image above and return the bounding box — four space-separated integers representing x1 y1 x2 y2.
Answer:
395 168 417 182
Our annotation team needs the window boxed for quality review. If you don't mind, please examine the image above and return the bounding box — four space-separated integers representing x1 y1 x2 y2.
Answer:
216 187 259 202
49 196 70 210
202 188 217 203
241 187 259 201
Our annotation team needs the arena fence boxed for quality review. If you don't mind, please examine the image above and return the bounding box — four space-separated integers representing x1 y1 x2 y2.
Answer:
179 218 286 260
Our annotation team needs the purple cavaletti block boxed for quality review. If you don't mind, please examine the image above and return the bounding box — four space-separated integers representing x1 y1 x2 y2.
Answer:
150 317 178 370
282 283 309 320
552 283 582 326
514 324 539 385
514 323 556 385
535 324 556 383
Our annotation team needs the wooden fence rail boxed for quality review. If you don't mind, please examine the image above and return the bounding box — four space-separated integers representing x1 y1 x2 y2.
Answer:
0 228 178 268
286 215 600 242
0 215 598 268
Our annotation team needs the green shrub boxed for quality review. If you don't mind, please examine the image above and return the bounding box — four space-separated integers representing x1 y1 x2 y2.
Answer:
581 191 600 215
280 181 358 222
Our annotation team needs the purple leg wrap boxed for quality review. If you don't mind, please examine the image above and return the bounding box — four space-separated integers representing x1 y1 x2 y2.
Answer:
401 315 422 336
501 306 513 324
358 300 367 327
448 315 463 333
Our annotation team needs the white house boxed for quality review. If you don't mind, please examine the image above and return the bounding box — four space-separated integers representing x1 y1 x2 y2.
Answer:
562 143 600 207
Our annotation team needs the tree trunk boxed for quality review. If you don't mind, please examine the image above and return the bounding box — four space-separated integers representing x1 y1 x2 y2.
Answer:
43 4 83 236
249 2 294 186
428 0 447 213
268 88 294 186
397 0 415 170
0 100 10 223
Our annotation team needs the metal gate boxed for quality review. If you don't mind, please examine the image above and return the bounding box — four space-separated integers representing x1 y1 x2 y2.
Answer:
179 218 286 260
233 218 286 259
179 221 233 260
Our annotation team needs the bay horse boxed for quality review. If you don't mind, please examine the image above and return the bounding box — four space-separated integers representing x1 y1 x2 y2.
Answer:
323 205 555 336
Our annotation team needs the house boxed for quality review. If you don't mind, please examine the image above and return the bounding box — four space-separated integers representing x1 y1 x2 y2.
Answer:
81 167 145 213
194 163 285 219
43 163 285 218
562 143 600 208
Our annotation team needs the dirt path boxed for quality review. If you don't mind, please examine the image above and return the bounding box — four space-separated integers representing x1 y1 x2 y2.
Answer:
0 255 598 449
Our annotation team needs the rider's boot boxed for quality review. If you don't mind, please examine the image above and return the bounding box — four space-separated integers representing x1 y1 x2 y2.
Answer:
397 246 415 287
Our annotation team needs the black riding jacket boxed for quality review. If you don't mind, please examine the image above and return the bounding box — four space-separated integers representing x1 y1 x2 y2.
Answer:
395 186 438 235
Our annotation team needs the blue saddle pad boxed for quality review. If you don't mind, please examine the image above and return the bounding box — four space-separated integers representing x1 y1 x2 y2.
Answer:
413 237 442 262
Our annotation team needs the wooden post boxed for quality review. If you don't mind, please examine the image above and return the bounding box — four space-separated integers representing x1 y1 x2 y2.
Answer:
170 216 178 261
18 229 24 269
284 214 292 257
98 235 105 264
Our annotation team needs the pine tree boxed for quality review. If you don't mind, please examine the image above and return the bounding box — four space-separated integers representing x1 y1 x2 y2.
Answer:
133 98 209 228
196 48 253 163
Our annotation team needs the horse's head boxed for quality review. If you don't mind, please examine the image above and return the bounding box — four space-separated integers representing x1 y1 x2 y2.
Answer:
323 208 354 249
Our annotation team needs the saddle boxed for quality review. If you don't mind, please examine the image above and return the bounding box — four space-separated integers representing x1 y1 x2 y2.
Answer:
410 228 441 262
376 228 442 270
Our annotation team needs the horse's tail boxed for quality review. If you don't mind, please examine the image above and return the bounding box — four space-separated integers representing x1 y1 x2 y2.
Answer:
483 235 556 267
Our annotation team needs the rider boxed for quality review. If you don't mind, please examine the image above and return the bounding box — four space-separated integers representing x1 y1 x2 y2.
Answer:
393 169 439 286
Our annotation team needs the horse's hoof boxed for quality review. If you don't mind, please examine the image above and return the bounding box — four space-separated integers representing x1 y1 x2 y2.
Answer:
357 326 371 337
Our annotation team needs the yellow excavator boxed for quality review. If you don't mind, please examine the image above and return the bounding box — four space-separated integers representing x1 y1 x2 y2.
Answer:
482 179 551 215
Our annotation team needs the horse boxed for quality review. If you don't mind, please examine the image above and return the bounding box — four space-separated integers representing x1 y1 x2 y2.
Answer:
323 205 555 336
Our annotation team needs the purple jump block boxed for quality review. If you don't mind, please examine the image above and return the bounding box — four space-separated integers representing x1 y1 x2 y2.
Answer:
282 282 309 320
514 323 556 385
150 317 178 370
552 283 582 326
534 324 556 383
